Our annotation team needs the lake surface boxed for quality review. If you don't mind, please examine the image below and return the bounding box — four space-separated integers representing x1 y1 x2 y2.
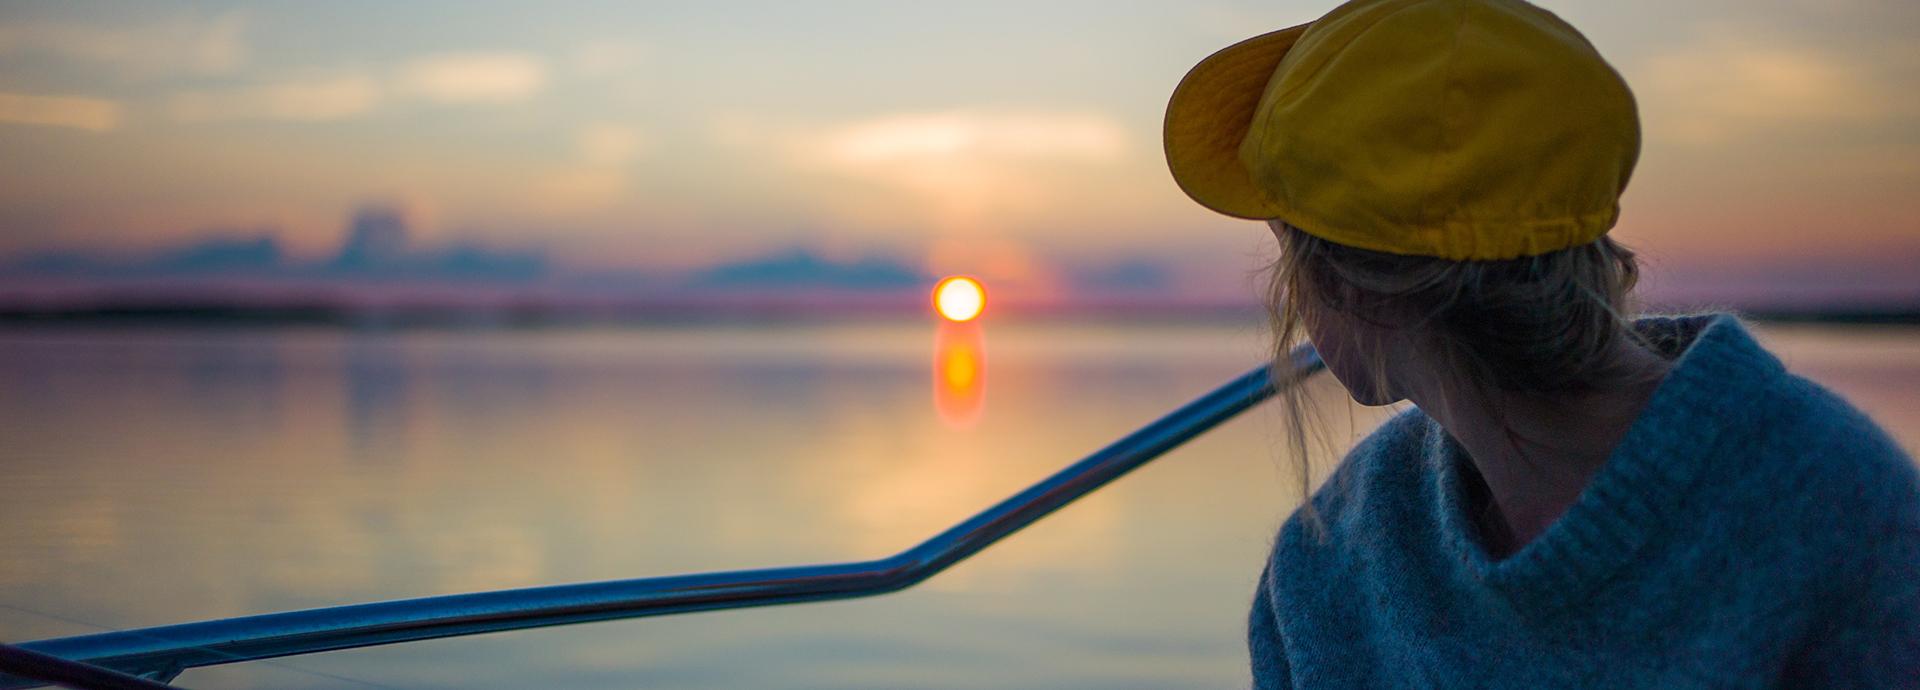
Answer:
2 318 1916 689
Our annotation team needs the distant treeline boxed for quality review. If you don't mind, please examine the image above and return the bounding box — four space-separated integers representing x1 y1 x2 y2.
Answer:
1736 306 1920 326
0 301 1916 328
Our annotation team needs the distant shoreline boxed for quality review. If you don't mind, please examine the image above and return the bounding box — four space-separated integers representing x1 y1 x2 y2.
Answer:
1 301 1916 328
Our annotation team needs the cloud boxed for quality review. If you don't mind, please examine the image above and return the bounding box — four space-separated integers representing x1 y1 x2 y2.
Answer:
1064 258 1173 292
575 123 646 165
568 41 645 79
0 12 245 76
809 110 1127 165
0 92 122 131
168 76 380 123
394 53 547 104
1636 33 1913 145
689 248 925 291
499 124 649 214
716 109 1133 235
164 53 549 123
526 167 631 214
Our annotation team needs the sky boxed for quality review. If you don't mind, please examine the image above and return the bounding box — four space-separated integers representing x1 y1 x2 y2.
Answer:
0 0 1916 305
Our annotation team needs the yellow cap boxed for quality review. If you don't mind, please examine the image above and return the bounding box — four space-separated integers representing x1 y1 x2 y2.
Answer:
1163 0 1640 260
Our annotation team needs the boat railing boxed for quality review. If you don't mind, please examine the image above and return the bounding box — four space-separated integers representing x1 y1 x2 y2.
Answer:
0 345 1323 689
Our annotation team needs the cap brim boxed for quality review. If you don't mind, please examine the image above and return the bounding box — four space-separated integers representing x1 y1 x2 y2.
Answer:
1163 24 1310 220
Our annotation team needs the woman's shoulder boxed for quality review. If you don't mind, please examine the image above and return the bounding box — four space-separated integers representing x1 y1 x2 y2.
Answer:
1676 316 1920 592
1641 311 1916 528
1737 362 1920 678
1747 369 1919 530
1269 406 1440 558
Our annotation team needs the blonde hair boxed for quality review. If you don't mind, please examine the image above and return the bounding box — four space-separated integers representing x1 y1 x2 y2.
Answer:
1262 222 1649 530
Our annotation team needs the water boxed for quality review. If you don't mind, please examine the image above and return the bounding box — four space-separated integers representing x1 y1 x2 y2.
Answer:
1 319 1915 689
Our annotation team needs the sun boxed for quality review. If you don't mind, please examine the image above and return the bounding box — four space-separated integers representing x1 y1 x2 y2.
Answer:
934 276 986 322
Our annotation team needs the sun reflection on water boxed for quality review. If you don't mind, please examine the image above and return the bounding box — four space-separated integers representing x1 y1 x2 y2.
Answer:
934 320 986 428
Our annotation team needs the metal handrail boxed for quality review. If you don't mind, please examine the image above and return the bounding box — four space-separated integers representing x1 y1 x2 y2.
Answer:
0 645 174 690
3 345 1322 688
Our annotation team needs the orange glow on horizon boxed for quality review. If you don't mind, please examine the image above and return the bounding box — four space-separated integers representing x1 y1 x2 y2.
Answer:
934 276 986 322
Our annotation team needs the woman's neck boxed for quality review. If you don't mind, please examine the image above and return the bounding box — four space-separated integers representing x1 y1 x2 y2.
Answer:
1406 340 1673 558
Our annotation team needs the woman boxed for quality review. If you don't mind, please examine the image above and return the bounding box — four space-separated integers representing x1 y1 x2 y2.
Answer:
1162 0 1920 686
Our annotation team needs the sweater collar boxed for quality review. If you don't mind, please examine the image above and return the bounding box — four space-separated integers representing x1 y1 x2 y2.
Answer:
1426 312 1786 615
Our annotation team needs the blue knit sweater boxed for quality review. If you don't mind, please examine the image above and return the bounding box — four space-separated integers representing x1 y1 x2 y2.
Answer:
1249 312 1920 687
